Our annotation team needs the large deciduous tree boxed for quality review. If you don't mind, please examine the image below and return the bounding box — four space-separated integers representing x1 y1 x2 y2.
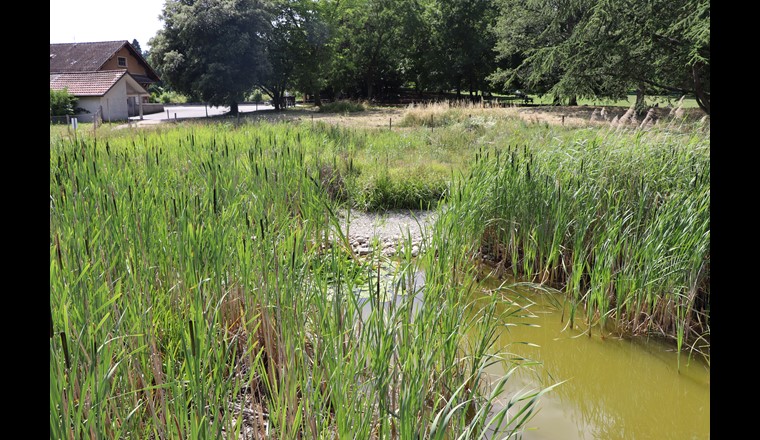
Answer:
427 0 499 99
328 0 410 100
259 0 335 109
149 0 272 115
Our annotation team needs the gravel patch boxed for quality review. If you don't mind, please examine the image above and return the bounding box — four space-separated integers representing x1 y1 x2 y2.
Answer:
337 209 437 257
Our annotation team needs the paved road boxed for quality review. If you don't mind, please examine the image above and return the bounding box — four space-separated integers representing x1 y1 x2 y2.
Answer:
130 103 274 121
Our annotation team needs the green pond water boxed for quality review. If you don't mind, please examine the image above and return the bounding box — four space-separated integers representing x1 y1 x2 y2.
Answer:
479 283 710 439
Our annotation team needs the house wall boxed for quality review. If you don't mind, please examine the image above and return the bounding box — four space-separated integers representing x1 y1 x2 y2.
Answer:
101 46 148 76
100 80 129 121
74 97 103 122
73 77 130 122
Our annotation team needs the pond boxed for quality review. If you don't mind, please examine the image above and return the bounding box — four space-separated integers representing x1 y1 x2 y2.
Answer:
479 283 710 439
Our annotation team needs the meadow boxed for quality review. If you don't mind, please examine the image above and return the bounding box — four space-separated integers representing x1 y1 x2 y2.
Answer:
50 102 709 437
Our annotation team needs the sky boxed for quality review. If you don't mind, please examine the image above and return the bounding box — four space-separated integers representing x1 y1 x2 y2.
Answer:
50 0 165 51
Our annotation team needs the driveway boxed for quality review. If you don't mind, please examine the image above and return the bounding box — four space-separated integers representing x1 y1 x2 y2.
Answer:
129 103 274 121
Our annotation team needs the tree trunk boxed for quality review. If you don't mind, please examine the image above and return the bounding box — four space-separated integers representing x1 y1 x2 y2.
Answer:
313 89 321 107
568 95 578 106
634 84 646 116
272 90 281 111
693 63 710 115
230 101 239 116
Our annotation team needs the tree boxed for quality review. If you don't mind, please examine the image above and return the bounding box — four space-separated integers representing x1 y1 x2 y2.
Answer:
131 39 145 58
490 0 597 105
328 0 410 100
427 0 499 98
490 0 710 114
258 0 329 110
149 0 272 115
50 88 78 116
286 0 334 106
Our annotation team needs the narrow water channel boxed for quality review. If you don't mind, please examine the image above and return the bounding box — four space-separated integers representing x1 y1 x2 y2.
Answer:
480 283 710 439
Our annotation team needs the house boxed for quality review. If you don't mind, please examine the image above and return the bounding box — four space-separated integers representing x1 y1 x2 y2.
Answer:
49 40 161 122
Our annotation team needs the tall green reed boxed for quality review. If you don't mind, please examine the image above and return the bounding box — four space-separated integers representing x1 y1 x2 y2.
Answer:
50 121 542 438
445 126 710 363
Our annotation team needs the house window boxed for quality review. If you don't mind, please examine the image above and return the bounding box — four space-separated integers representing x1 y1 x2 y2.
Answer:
117 57 127 67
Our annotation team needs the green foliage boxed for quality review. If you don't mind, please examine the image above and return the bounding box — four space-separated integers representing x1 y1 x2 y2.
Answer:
50 88 78 116
424 0 499 95
150 89 188 104
271 0 333 107
353 168 447 211
49 121 542 438
130 38 146 58
246 89 264 102
149 0 272 112
490 0 710 113
447 126 710 358
317 100 366 113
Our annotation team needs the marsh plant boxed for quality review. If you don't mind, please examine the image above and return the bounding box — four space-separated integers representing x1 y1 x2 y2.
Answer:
446 128 710 364
50 123 546 438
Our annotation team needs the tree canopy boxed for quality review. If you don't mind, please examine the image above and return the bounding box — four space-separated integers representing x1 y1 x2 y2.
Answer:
490 0 710 113
149 0 272 114
146 0 710 114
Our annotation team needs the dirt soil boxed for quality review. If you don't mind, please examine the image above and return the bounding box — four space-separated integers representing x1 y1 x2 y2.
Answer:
237 104 707 130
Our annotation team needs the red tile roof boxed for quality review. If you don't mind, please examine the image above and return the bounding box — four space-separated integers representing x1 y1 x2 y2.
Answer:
50 41 160 82
49 71 127 96
50 41 128 72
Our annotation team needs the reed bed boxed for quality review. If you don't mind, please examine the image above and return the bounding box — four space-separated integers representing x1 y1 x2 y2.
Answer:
49 122 543 438
445 126 710 363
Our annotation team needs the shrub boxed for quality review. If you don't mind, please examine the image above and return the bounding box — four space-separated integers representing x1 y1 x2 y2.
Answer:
149 87 188 104
247 89 263 102
50 88 78 116
317 100 367 113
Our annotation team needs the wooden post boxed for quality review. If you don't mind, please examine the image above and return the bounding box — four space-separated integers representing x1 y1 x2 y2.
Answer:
389 117 392 130
166 109 170 120
205 104 208 118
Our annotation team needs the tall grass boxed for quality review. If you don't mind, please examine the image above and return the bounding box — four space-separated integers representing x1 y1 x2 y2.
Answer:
50 122 542 438
443 126 710 363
